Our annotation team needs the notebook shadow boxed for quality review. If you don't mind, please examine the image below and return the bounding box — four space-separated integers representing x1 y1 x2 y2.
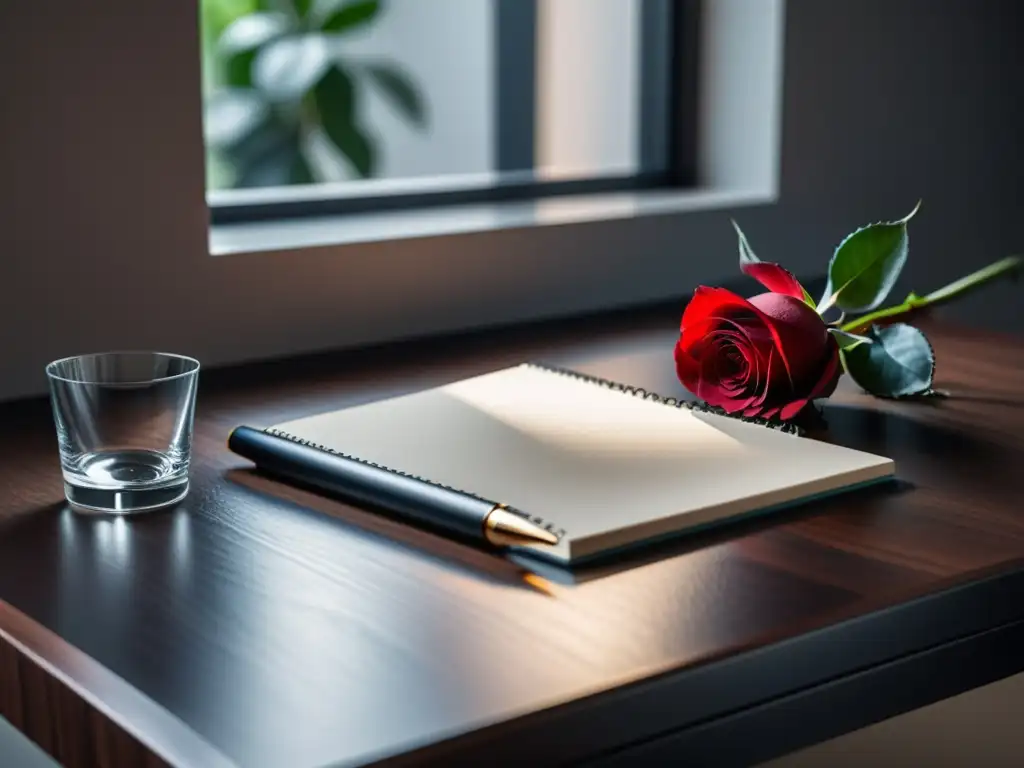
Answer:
936 394 1024 409
808 400 1011 459
509 479 913 585
512 400 1008 585
224 468 558 597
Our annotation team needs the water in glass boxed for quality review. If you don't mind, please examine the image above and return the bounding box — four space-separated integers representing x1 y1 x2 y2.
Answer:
46 352 200 513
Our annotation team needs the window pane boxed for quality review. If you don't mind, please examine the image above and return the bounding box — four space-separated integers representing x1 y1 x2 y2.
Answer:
200 0 672 198
536 0 642 180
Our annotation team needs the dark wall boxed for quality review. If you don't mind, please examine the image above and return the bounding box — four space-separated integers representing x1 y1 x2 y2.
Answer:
776 0 1024 329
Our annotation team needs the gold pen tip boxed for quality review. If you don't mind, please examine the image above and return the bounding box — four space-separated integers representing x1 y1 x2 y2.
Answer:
484 507 560 547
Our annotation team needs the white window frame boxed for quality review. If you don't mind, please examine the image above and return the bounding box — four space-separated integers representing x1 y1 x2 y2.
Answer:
0 0 784 401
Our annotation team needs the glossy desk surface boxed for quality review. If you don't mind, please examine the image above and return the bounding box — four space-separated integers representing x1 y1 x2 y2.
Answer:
0 307 1022 767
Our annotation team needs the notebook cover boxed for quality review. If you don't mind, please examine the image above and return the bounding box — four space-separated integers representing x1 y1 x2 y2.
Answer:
266 364 895 566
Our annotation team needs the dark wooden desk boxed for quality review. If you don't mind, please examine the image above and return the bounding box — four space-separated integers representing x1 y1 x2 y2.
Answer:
1 306 1023 768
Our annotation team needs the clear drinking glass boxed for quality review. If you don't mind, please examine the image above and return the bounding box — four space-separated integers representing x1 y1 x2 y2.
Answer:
46 352 200 513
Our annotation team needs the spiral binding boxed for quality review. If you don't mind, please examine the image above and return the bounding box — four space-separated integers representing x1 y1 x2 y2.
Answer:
526 363 804 435
263 427 566 539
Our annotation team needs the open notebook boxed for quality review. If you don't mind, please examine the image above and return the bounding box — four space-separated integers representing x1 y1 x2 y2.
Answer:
254 363 894 566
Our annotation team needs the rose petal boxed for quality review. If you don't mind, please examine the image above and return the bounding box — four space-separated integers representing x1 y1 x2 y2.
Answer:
678 314 749 397
696 353 755 413
719 369 745 390
703 316 770 391
696 354 731 409
779 400 808 421
714 339 748 381
748 292 833 386
719 397 752 414
741 262 807 302
715 327 768 404
674 339 701 392
731 396 758 412
710 336 760 402
720 370 750 395
683 287 796 385
806 338 842 401
778 339 842 420
744 340 765 388
712 339 745 366
752 347 778 406
678 313 717 346
722 383 747 398
676 316 720 388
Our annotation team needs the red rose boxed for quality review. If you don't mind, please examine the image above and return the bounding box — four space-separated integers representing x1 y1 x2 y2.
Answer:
674 264 840 420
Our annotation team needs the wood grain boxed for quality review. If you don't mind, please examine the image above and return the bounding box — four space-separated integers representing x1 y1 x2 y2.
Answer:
0 599 232 768
0 305 1022 767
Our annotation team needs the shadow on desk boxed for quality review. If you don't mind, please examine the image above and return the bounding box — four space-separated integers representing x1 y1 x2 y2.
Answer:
513 478 913 586
225 467 559 596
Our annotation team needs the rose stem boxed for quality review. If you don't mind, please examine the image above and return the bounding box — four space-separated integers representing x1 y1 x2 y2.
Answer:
840 256 1021 334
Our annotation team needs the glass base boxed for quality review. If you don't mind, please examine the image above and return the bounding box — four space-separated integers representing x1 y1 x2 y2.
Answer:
65 480 189 514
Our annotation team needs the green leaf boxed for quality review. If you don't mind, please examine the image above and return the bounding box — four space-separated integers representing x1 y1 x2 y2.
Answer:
221 115 297 174
363 63 426 126
313 64 353 130
841 323 935 398
219 13 291 57
224 50 259 88
322 0 381 33
336 123 375 177
828 328 872 350
203 0 262 41
226 115 313 188
218 12 289 87
253 34 331 102
203 90 269 148
820 201 920 313
234 142 304 188
289 148 317 184
732 219 760 265
292 0 315 18
315 66 377 177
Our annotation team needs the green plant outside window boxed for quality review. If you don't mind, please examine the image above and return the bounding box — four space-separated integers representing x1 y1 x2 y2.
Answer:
201 0 427 190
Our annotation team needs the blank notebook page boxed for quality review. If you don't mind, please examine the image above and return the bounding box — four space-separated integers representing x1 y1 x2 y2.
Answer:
271 365 894 564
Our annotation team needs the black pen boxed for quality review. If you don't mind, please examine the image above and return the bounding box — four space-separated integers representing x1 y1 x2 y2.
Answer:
228 426 560 548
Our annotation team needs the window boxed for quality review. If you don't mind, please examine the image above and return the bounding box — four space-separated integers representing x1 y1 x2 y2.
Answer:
200 0 695 222
4 0 784 401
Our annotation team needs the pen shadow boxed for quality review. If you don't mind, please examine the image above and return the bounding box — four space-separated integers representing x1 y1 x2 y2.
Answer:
224 468 558 596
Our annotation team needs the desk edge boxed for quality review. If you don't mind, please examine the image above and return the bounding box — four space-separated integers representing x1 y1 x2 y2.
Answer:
0 599 236 768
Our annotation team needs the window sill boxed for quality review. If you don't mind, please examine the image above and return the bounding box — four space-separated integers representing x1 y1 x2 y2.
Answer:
209 187 775 257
